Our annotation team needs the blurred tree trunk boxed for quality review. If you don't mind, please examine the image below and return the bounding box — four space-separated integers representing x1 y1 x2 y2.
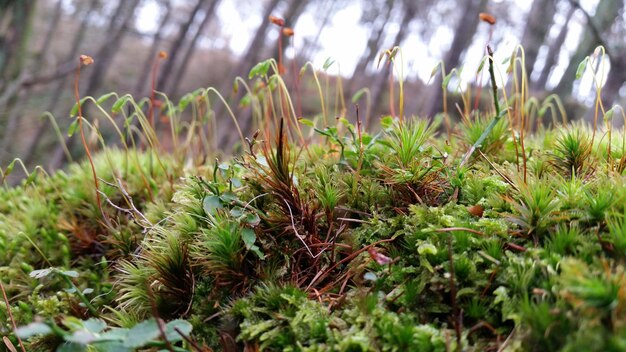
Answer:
84 0 142 97
424 0 487 118
51 0 142 169
134 0 173 96
2 0 63 163
0 0 36 164
555 0 624 97
520 0 557 81
169 0 221 95
157 0 207 92
26 0 100 166
214 0 281 151
349 0 394 96
231 0 281 83
535 5 575 90
299 0 335 61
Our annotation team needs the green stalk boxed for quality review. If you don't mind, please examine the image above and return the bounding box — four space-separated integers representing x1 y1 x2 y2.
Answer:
459 45 504 168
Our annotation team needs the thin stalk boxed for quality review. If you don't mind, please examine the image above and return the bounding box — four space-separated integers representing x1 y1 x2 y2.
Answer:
459 45 502 168
0 280 26 352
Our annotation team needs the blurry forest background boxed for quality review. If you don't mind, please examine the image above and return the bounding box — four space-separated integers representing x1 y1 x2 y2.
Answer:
1 0 626 172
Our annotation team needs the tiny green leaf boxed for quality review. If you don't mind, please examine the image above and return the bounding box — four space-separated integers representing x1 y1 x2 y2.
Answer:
70 97 89 116
351 88 366 103
442 72 454 89
300 118 315 127
323 57 335 70
576 57 589 79
178 93 194 111
4 159 16 177
96 92 115 105
111 96 130 114
68 119 80 137
429 64 440 80
248 60 271 79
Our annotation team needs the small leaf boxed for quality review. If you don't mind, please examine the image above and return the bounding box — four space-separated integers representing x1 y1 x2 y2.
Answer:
68 119 80 137
30 268 53 279
323 57 335 70
98 328 129 341
91 341 131 351
429 64 440 80
243 213 260 226
163 319 193 342
82 288 94 295
476 57 487 74
111 96 130 114
242 228 265 259
61 270 79 278
380 115 394 130
178 93 194 111
15 322 52 338
25 171 38 186
96 92 115 105
248 60 271 79
66 330 97 345
442 72 454 89
242 228 257 250
80 318 106 334
299 118 315 127
232 79 239 94
123 319 160 348
203 195 223 216
418 243 438 256
351 88 366 103
4 159 16 178
70 97 89 116
576 57 589 79
220 191 238 203
231 177 242 188
239 93 251 108
56 342 87 352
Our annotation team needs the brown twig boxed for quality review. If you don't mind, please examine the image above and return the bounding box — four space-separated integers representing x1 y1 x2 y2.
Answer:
0 280 26 352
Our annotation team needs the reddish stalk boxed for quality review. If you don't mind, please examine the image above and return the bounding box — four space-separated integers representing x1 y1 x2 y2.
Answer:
1 280 26 352
75 55 107 223
149 51 168 129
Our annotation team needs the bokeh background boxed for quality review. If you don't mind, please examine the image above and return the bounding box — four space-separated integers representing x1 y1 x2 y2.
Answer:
1 0 625 171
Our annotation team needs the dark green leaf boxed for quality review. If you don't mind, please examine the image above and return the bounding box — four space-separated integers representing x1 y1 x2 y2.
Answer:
203 195 223 216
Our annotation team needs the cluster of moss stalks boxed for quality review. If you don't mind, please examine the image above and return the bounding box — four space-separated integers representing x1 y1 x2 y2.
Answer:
3 59 626 351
